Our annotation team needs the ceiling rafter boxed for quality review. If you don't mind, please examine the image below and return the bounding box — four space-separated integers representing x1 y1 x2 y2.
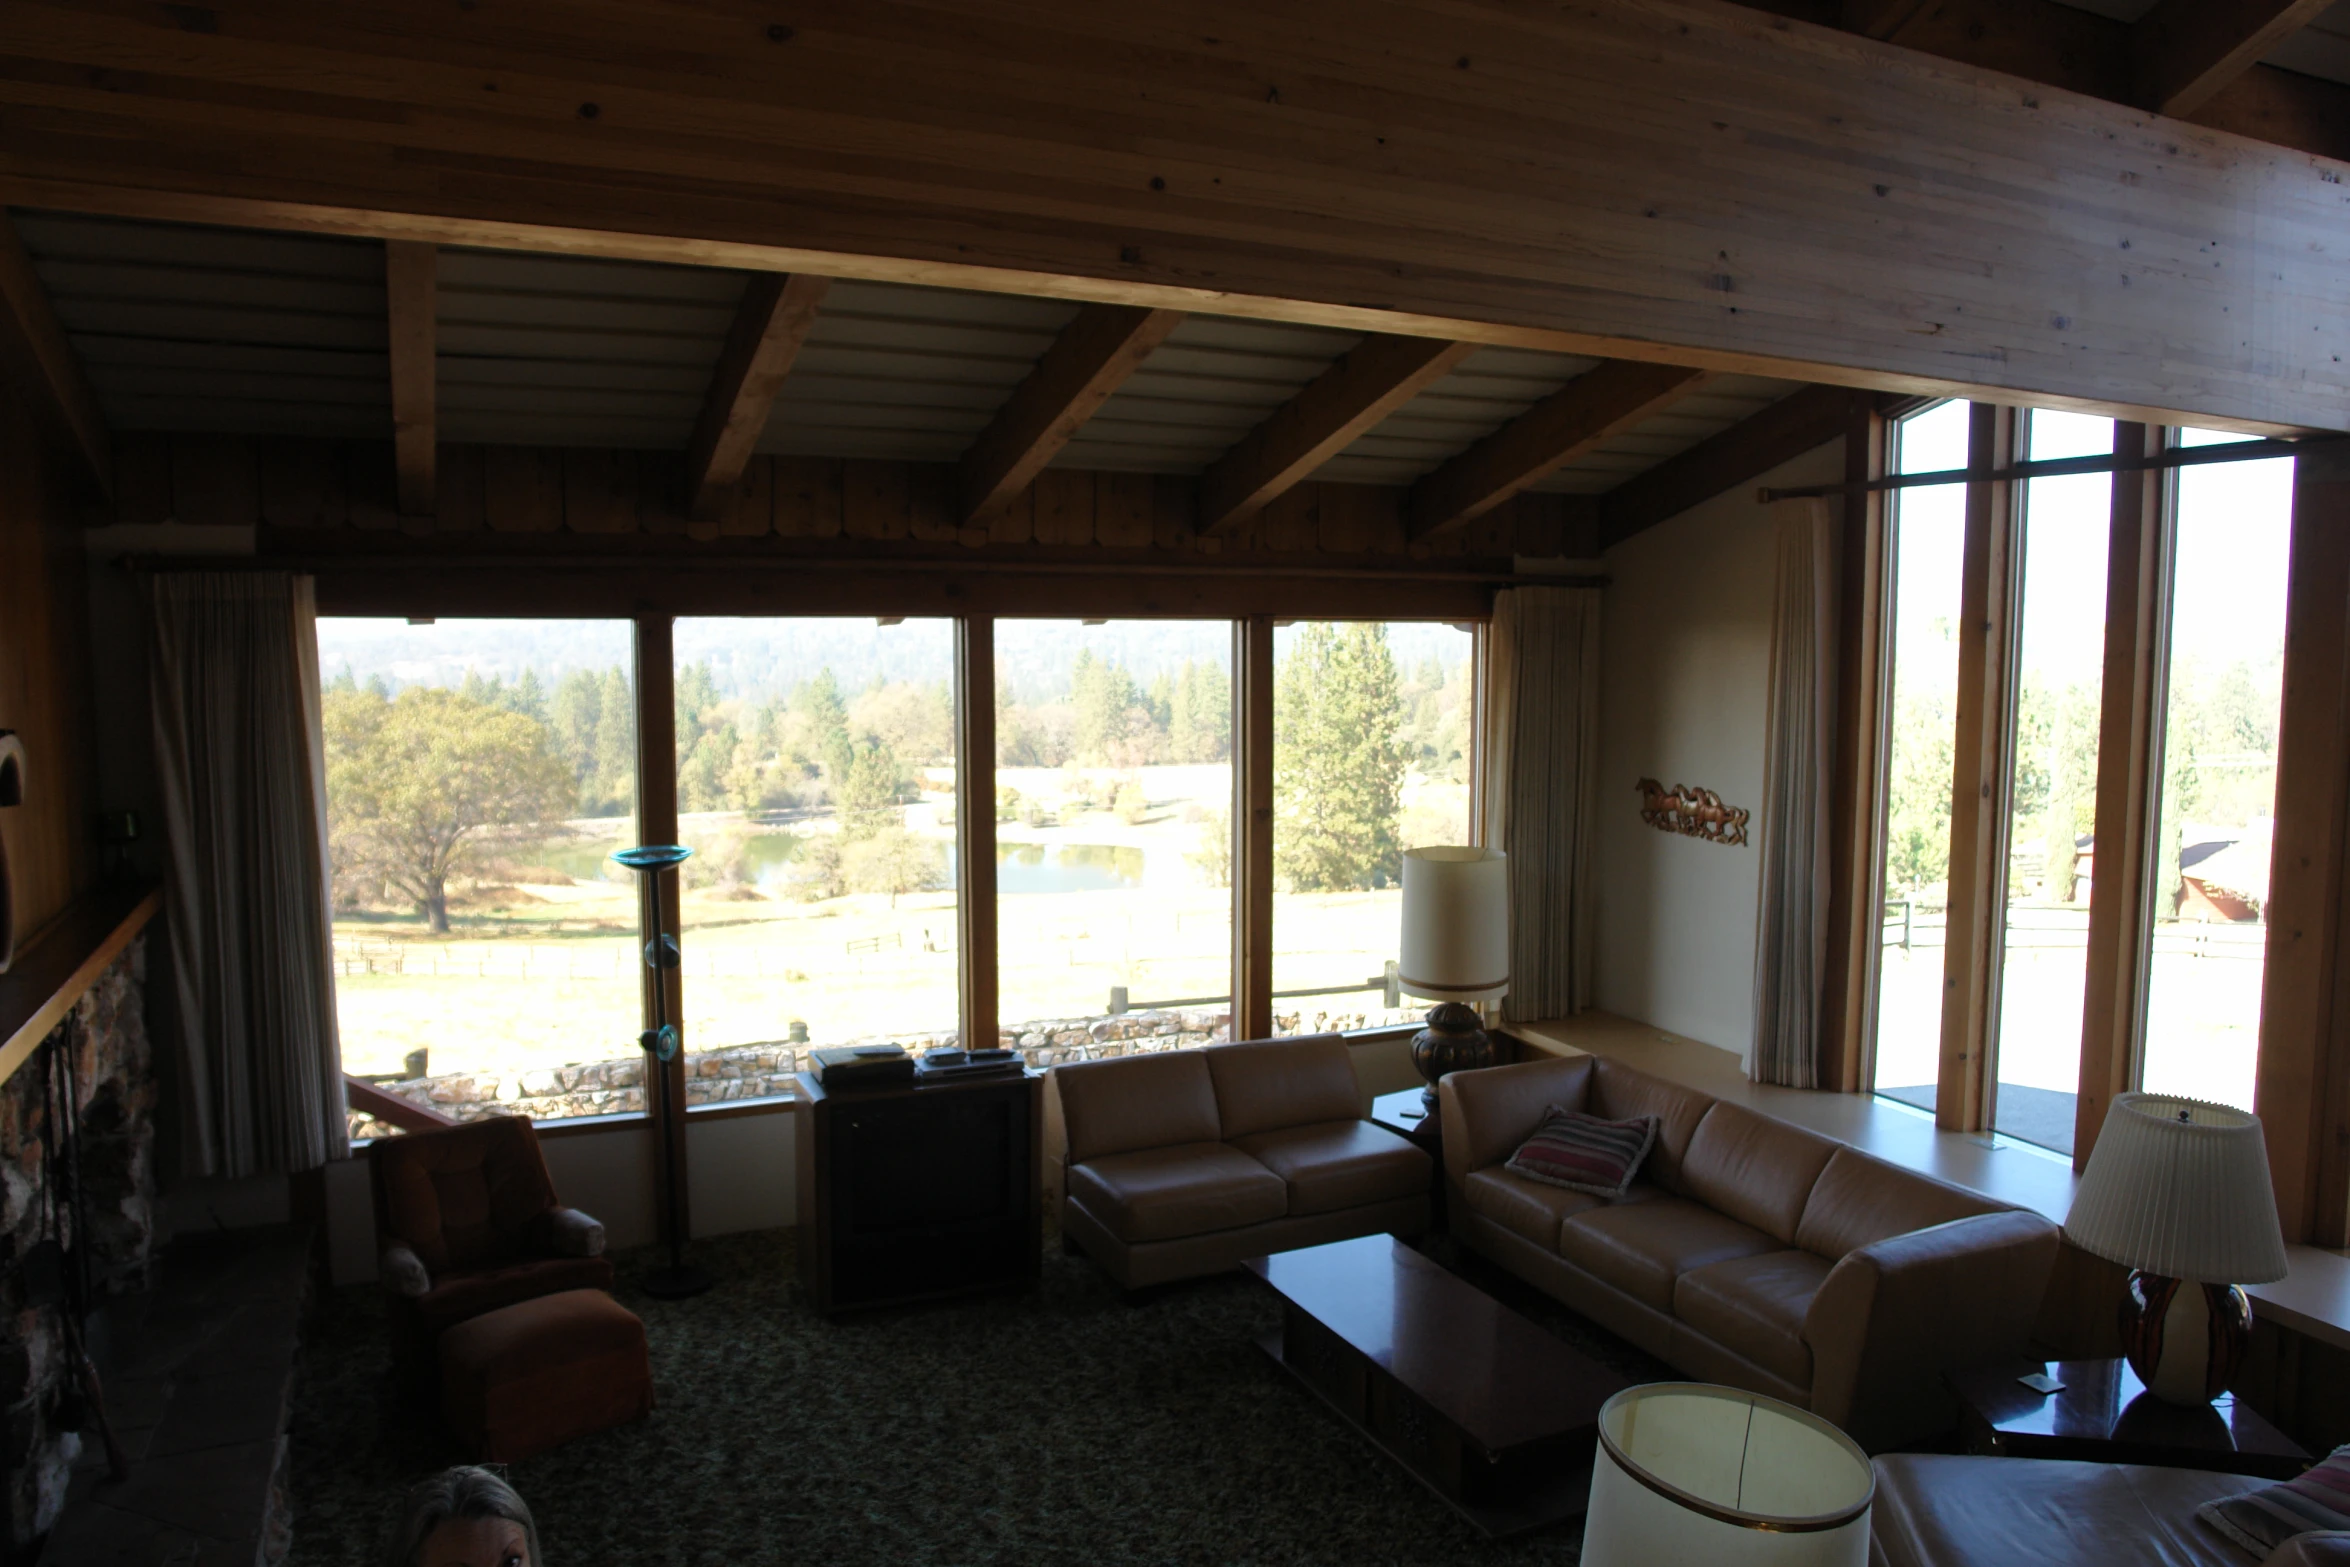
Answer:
1197 335 1475 537
0 210 109 496
958 304 1183 525
685 272 830 527
2131 0 2338 117
1597 384 1864 550
384 239 437 517
1409 361 1711 541
1840 0 1935 41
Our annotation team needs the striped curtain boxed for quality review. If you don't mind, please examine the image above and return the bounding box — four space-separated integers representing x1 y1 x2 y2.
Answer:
1750 500 1838 1086
1482 586 1603 1021
149 572 348 1176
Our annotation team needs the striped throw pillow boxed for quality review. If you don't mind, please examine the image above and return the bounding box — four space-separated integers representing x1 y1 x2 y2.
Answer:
1505 1106 1659 1198
2200 1446 2350 1554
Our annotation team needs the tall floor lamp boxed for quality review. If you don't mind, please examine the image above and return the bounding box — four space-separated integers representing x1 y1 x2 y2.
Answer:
612 844 712 1300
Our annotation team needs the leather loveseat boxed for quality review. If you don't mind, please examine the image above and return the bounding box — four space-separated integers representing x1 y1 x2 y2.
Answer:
1442 1053 2061 1451
1052 1034 1431 1289
1871 1455 2348 1566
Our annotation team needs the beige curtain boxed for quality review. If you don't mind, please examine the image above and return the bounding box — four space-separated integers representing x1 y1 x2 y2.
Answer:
1481 586 1603 1021
149 572 348 1177
1750 500 1838 1086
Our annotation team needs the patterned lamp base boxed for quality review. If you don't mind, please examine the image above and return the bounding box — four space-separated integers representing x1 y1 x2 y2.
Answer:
1410 1003 1493 1108
2121 1271 2253 1406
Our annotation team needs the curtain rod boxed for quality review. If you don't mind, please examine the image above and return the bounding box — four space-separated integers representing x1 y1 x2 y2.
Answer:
1757 435 2332 503
113 552 1604 588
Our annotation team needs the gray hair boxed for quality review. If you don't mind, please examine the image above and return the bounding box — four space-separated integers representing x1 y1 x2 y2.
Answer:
383 1466 542 1567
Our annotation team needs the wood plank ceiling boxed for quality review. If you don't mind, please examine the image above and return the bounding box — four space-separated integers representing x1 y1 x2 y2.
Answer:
6 209 1815 551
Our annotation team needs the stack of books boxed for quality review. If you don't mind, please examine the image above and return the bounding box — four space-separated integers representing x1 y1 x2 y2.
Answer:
913 1048 1026 1082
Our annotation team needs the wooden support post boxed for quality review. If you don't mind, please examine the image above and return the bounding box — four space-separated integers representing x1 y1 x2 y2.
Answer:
684 272 829 527
2075 423 2175 1169
385 240 437 517
1820 402 1891 1094
1234 618 1276 1042
2256 449 2350 1245
632 613 691 1245
957 617 998 1053
958 304 1182 524
1934 402 2022 1134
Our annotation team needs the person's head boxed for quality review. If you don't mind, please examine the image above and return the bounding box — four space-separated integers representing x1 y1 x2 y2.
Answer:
383 1466 541 1567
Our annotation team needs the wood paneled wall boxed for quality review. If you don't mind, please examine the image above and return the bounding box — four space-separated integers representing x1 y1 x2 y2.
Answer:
104 435 1598 565
0 393 98 942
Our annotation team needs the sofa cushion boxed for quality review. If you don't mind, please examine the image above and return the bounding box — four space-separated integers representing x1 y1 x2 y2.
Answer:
1067 1143 1286 1243
1588 1058 1716 1192
1871 1455 2265 1567
415 1256 618 1337
1228 1120 1428 1217
1678 1103 1839 1245
1506 1106 1657 1197
1055 1051 1223 1163
1558 1196 1779 1312
1443 1055 1595 1175
1795 1147 2003 1260
1463 1167 1606 1248
1673 1249 1833 1388
1205 1035 1361 1140
2201 1444 2350 1554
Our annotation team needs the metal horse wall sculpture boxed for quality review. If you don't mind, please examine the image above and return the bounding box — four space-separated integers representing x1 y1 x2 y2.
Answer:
1634 777 1750 847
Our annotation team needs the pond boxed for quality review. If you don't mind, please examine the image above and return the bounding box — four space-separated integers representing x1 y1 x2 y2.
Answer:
531 832 1146 895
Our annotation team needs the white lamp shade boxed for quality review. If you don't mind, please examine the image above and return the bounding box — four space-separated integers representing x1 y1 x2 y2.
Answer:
1581 1384 1874 1567
2064 1092 2289 1285
1399 846 1508 1003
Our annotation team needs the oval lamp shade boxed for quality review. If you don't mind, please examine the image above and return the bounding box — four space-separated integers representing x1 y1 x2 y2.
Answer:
1582 1384 1875 1567
2064 1092 2288 1285
1399 846 1508 1003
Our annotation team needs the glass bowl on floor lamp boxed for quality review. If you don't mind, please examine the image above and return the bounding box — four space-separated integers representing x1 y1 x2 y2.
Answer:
1398 846 1508 1107
612 843 713 1300
2062 1092 2289 1405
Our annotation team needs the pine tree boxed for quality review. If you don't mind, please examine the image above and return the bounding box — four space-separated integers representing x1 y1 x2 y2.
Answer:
1274 623 1405 891
550 669 603 797
836 741 904 841
793 668 855 791
592 667 636 816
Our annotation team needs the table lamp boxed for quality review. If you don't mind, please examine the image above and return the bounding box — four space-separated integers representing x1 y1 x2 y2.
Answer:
1398 846 1508 1106
2062 1092 2289 1406
1581 1383 1874 1567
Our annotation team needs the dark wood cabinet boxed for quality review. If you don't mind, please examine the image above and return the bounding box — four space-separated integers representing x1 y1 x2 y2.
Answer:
794 1069 1043 1314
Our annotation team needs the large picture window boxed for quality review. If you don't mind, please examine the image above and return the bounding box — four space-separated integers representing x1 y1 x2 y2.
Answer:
2139 433 2293 1112
992 620 1234 1046
319 618 644 1120
670 618 961 1099
1270 620 1473 1035
1870 400 1970 1111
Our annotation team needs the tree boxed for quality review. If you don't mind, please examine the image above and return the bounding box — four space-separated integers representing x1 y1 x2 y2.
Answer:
1071 650 1145 765
1168 658 1232 763
1274 623 1406 891
850 679 954 765
324 686 575 933
591 667 636 815
836 741 904 841
792 668 856 789
845 826 944 906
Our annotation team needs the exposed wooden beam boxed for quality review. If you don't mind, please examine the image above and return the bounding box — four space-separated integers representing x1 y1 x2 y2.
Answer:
1410 363 1709 540
959 305 1182 523
0 210 108 495
2 4 2347 433
1198 336 1474 536
2132 0 2335 117
384 240 436 517
1598 385 1862 549
685 272 829 525
1840 0 1935 41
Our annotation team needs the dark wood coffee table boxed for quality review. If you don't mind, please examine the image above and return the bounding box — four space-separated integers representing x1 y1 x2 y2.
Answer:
1948 1359 2309 1479
1244 1234 1628 1537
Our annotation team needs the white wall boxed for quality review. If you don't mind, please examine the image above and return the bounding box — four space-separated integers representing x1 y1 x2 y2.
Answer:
1592 441 1844 1054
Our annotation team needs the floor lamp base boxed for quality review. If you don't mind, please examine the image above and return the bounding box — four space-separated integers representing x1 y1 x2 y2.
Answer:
641 1263 713 1300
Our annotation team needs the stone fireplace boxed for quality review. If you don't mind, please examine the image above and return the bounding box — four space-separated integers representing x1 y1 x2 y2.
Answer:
0 935 156 1550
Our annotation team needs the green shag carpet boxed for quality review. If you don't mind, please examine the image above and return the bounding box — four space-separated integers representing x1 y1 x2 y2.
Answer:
288 1231 1670 1566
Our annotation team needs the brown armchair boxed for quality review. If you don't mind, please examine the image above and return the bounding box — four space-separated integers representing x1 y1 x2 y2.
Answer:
371 1116 614 1346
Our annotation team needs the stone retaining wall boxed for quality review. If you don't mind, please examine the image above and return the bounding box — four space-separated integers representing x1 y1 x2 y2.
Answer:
350 1000 1418 1138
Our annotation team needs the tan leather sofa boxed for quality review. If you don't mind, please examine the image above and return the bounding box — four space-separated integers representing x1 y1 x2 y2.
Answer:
1442 1053 2061 1452
1871 1455 2347 1566
1052 1034 1432 1289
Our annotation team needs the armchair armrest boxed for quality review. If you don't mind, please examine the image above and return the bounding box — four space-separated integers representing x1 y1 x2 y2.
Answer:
1437 1054 1596 1189
1805 1209 2060 1452
379 1241 432 1298
542 1206 606 1258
